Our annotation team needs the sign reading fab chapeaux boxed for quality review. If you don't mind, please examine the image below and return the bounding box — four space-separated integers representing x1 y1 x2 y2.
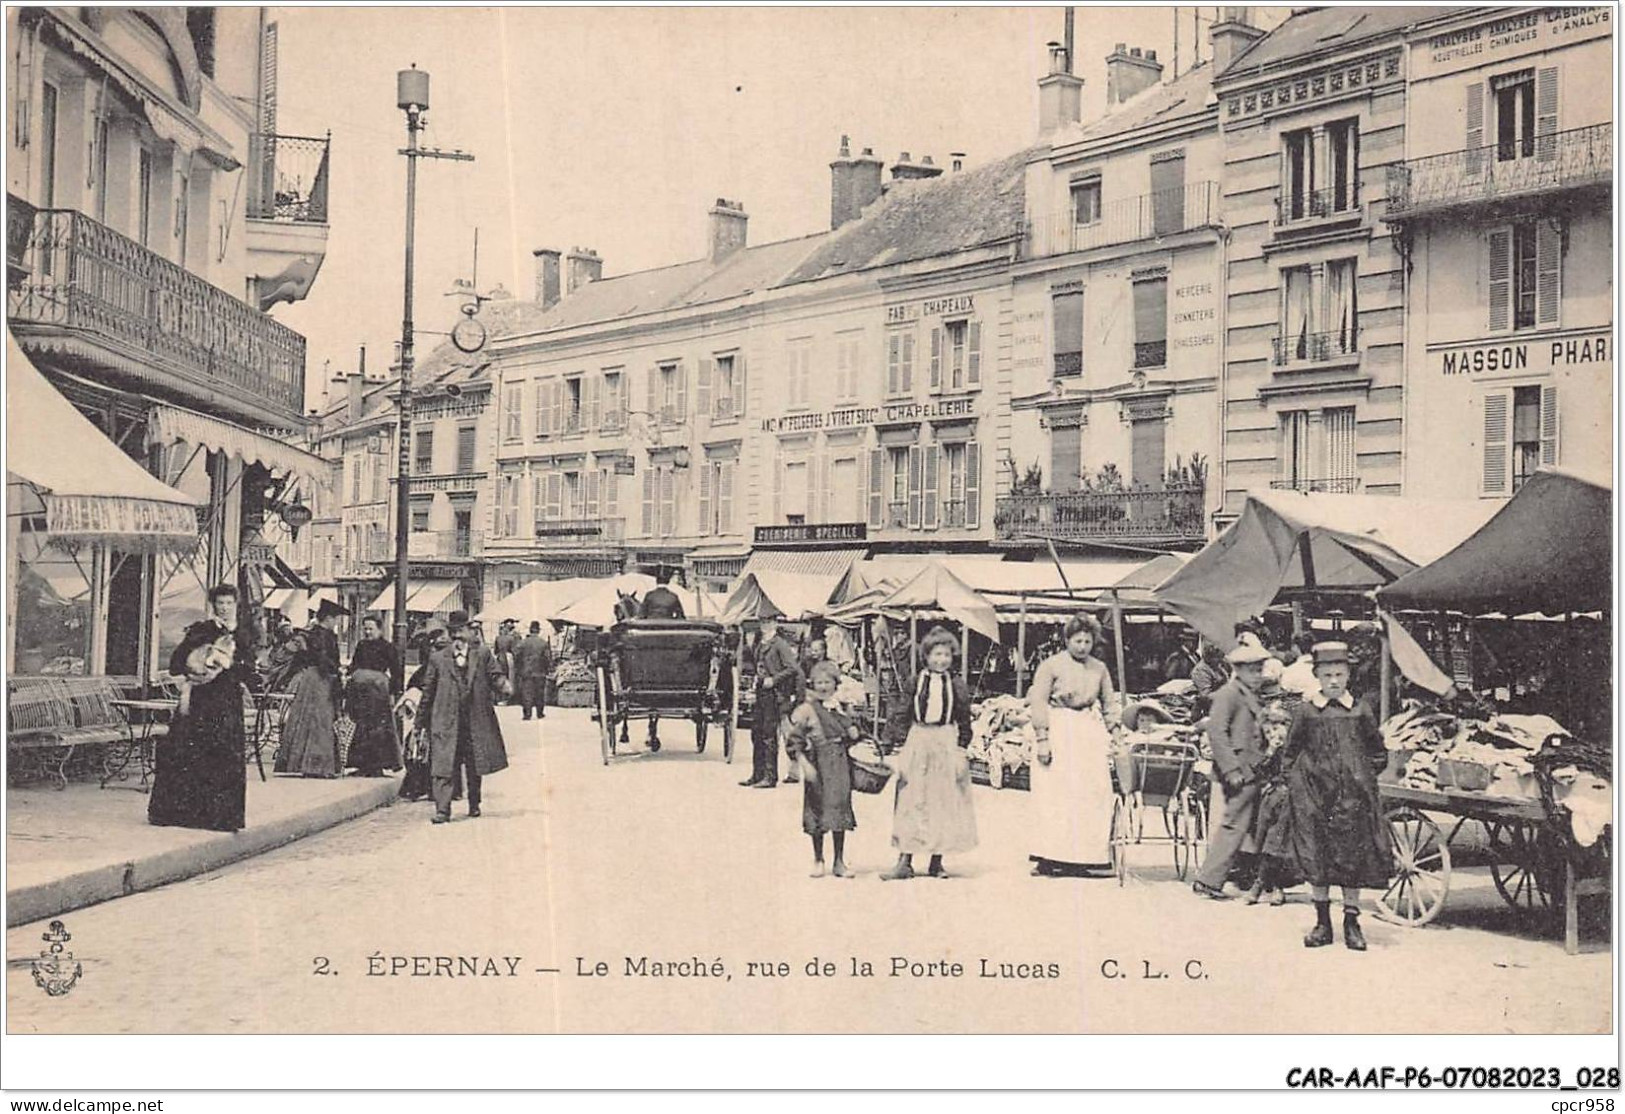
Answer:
761 396 977 434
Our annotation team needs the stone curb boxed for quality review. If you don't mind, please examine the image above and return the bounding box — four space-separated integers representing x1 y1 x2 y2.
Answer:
7 779 402 928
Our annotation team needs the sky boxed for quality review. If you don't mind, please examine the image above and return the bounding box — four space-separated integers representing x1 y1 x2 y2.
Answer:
268 5 1276 411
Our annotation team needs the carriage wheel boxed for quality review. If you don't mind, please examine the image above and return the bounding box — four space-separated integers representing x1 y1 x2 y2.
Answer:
595 666 614 766
1375 805 1450 927
1171 798 1194 881
1486 821 1563 916
1109 797 1128 886
1189 792 1208 872
722 715 736 764
695 716 708 754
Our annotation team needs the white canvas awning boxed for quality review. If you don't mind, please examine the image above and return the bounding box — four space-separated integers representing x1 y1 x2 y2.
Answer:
7 337 203 550
148 404 329 488
367 579 462 615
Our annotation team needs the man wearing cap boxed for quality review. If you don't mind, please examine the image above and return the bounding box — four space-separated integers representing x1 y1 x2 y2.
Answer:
419 610 511 823
493 618 520 701
512 620 553 721
1191 632 1273 900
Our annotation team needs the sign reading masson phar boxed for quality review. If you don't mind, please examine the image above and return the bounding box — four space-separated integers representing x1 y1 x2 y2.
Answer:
1437 331 1609 376
761 396 977 433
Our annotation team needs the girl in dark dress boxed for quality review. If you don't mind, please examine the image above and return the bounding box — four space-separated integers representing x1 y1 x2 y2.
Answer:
346 616 402 777
785 660 859 878
149 584 250 832
1281 642 1391 951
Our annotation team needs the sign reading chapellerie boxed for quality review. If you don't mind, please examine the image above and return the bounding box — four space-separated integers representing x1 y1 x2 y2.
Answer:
754 523 867 544
885 294 975 324
762 397 976 434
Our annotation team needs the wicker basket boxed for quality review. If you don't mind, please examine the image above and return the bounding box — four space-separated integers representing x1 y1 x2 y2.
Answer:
849 755 893 794
1437 758 1493 792
969 755 1031 791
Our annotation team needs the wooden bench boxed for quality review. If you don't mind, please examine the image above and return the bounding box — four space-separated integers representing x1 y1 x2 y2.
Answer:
7 676 137 790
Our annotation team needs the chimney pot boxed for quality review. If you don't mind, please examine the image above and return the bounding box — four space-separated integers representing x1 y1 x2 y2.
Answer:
1211 8 1266 71
837 134 851 158
707 199 749 263
1115 41 1127 52
565 248 603 293
831 142 884 229
532 247 562 309
950 151 966 172
898 151 911 163
1038 55 1085 134
1106 41 1165 104
1146 48 1157 61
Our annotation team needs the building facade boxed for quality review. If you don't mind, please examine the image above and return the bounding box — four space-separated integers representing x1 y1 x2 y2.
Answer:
1389 5 1613 499
6 6 331 678
1213 6 1420 518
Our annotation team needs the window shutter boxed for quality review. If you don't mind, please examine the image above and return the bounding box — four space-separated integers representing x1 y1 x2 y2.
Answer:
968 321 982 386
605 469 619 521
646 366 659 424
1465 82 1486 177
964 441 982 529
586 374 601 432
1487 228 1512 332
532 472 543 528
697 357 713 421
907 445 923 528
929 327 943 392
533 381 545 438
867 447 884 526
659 466 675 537
543 472 558 520
1535 67 1559 162
1540 385 1560 467
585 468 601 519
641 464 655 535
902 333 915 393
718 460 734 533
1535 220 1561 326
1481 390 1510 496
886 335 900 395
922 444 940 530
733 352 747 418
675 361 689 421
698 458 714 534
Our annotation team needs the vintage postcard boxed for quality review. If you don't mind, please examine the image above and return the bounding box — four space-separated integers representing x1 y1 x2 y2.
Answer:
2 1 1616 1094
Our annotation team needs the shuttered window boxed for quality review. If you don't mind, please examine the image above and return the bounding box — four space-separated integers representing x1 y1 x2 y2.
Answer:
456 425 477 473
921 444 939 530
1535 66 1559 162
867 448 885 527
503 384 522 441
1481 390 1510 496
1324 407 1357 481
641 465 656 535
1053 290 1083 378
1051 424 1081 493
963 441 982 530
1489 221 1559 333
906 445 924 528
1133 278 1167 368
886 330 916 395
1150 152 1186 236
414 427 433 474
1131 417 1167 490
718 460 735 533
1465 81 1486 177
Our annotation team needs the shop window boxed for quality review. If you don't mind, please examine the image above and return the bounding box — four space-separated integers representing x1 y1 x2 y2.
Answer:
11 540 93 676
1488 221 1559 334
1071 177 1101 226
1052 290 1083 378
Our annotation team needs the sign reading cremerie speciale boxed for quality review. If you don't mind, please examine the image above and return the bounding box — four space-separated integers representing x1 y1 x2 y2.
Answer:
762 397 977 434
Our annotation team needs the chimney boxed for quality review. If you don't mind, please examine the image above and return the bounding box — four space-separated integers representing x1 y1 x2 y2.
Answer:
1210 7 1266 72
533 248 562 309
707 198 748 263
347 371 365 425
1106 43 1164 105
950 152 966 173
891 153 944 182
829 135 884 230
1037 41 1084 136
565 247 603 294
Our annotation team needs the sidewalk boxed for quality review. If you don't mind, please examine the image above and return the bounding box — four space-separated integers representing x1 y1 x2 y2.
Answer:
6 768 402 926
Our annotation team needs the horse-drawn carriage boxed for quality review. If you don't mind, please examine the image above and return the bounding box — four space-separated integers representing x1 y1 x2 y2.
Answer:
592 619 738 765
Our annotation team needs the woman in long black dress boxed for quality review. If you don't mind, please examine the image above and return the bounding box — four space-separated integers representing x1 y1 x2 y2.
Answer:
149 584 250 832
398 623 449 801
278 600 346 777
346 616 402 777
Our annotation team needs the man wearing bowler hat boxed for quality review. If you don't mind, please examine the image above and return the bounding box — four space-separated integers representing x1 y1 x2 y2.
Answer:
1191 631 1273 900
419 610 511 823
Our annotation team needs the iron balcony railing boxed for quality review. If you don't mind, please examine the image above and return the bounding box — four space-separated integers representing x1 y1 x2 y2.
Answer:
1270 477 1362 494
247 133 331 224
1053 351 1083 379
1276 186 1360 226
1272 328 1359 367
941 500 968 529
600 408 627 433
7 193 36 284
993 483 1207 543
1133 340 1167 370
7 204 305 416
562 411 583 435
887 502 909 529
1025 182 1221 258
713 396 741 420
1385 123 1611 220
533 517 625 542
407 529 482 559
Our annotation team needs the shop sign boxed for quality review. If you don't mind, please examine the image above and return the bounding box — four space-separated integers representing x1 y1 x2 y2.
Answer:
409 563 466 580
1437 331 1609 376
761 396 976 434
885 294 975 325
44 495 200 540
754 523 867 545
1418 6 1609 77
535 523 602 537
241 543 278 566
612 458 637 476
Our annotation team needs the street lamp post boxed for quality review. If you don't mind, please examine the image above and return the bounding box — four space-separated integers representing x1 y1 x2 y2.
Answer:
392 65 474 662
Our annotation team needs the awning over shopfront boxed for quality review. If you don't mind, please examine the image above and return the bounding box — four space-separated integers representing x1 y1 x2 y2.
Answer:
719 571 843 624
148 405 329 488
1376 467 1612 618
7 337 203 550
740 546 866 582
1155 490 1500 645
367 579 462 616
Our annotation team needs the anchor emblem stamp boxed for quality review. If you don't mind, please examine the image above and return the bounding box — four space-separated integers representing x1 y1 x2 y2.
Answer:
31 920 83 998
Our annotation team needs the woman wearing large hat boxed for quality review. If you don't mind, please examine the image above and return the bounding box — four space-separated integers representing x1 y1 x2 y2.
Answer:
276 598 349 778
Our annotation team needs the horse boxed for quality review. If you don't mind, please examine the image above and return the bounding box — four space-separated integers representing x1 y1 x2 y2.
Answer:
612 590 640 624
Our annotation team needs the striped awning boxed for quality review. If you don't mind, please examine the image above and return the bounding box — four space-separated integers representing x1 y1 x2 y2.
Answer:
740 546 865 581
367 579 462 616
148 405 329 487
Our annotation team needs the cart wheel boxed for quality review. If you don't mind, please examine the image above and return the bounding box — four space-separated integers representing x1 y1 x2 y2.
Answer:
1486 821 1563 915
696 717 708 754
1109 797 1128 886
1171 798 1193 881
595 667 613 766
1376 805 1451 927
722 716 735 764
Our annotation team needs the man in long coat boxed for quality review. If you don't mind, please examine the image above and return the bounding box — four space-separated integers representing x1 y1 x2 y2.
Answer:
740 617 804 789
420 610 511 823
512 620 553 720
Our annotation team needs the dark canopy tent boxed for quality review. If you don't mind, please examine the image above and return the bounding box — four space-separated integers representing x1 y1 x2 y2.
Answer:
1377 468 1612 616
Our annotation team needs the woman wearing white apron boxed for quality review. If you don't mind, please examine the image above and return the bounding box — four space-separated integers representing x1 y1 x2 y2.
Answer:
1027 613 1121 877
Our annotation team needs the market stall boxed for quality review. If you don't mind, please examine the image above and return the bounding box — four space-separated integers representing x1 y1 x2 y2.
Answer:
1371 468 1611 952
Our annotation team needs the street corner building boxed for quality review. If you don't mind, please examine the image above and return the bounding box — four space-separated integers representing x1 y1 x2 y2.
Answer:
7 7 334 686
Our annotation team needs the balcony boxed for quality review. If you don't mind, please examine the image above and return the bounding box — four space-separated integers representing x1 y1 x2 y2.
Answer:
1133 340 1167 370
1275 187 1362 227
712 396 740 421
600 409 627 433
7 203 306 425
887 502 909 529
533 517 625 544
1024 182 1221 259
1385 123 1611 221
7 193 35 289
407 529 482 560
1272 328 1359 368
994 483 1207 545
1271 477 1362 494
245 133 332 309
941 500 968 529
1053 351 1083 379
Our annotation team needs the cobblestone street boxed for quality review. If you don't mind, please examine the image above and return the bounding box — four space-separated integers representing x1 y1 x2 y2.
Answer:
7 707 1609 1035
